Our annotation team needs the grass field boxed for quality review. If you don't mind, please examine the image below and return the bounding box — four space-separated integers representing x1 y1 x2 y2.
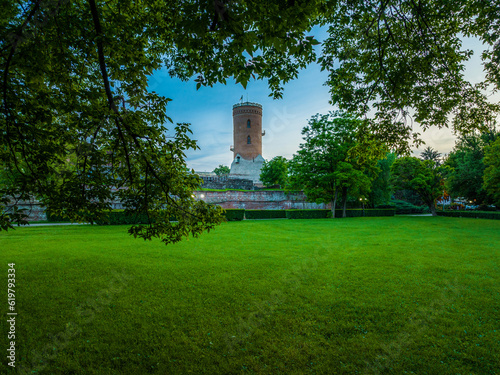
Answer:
0 217 498 374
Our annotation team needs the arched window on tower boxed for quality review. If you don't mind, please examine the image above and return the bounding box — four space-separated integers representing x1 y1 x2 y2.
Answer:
247 135 251 144
247 119 251 128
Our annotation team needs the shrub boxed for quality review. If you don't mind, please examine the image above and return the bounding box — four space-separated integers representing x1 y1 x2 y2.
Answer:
437 211 500 220
389 200 426 214
375 204 396 209
223 209 245 221
244 210 287 219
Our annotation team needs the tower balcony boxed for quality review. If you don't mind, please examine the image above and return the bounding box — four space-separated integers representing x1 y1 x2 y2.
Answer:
232 102 262 109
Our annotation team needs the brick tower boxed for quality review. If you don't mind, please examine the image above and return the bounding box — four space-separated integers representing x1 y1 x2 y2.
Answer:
229 102 265 183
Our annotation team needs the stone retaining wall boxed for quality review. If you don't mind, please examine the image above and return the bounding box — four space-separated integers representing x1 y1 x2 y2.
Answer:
7 201 47 221
10 190 329 221
200 176 254 190
194 190 330 210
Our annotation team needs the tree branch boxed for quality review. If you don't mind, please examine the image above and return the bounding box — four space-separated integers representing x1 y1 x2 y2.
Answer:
3 0 42 122
87 0 203 221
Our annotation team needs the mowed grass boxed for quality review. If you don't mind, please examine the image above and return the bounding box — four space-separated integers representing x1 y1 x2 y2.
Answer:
0 217 498 374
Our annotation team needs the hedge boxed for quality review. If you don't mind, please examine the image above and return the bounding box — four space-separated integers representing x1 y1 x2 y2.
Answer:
368 209 395 217
331 209 395 217
346 209 394 217
244 210 287 219
223 209 245 221
96 210 152 225
436 211 500 220
46 213 70 222
97 209 249 224
285 209 331 219
285 209 395 219
53 208 395 224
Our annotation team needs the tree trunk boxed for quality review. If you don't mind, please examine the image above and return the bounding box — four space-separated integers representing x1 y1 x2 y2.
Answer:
331 190 338 218
429 203 437 216
342 188 348 218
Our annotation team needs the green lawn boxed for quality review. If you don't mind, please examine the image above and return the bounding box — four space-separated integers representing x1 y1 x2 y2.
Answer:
1 217 498 374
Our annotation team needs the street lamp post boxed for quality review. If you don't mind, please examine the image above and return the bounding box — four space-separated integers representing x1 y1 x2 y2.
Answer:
360 197 366 216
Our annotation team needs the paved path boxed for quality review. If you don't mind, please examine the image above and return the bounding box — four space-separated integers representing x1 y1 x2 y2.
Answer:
25 222 91 227
399 214 433 216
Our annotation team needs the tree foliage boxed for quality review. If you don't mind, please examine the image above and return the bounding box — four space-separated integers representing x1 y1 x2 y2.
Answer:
213 165 230 177
370 152 396 206
259 156 288 188
390 156 444 216
289 112 385 217
319 0 499 153
483 137 500 206
0 0 321 240
420 147 442 166
444 131 498 203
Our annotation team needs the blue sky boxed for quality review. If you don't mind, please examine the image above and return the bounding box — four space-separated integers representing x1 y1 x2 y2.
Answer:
148 31 497 172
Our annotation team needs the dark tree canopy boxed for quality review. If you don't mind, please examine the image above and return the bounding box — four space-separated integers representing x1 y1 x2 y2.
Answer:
444 131 498 203
390 156 444 216
483 137 500 206
0 0 321 240
370 152 396 207
319 0 499 152
289 112 385 217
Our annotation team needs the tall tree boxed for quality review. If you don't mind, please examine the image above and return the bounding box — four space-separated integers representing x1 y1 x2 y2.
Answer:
370 152 396 206
444 131 498 203
420 147 442 166
0 0 321 240
259 156 288 188
390 157 444 216
289 112 385 218
483 137 500 207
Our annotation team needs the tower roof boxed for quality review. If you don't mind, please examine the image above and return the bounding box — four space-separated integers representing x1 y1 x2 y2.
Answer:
232 101 262 109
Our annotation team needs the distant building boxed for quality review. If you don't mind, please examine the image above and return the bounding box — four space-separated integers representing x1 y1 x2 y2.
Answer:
229 101 265 183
